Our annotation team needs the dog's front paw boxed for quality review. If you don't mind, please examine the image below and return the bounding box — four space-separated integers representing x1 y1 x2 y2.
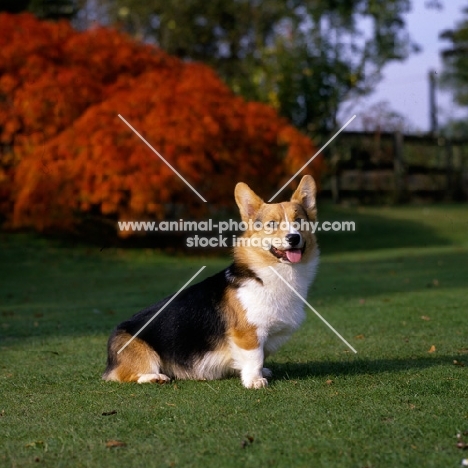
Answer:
262 367 273 378
244 377 268 389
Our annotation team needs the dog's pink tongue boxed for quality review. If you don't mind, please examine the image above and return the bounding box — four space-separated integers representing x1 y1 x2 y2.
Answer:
286 249 302 263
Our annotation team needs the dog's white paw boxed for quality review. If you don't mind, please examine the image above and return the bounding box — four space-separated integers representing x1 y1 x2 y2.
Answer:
244 377 268 389
137 373 170 384
261 367 273 378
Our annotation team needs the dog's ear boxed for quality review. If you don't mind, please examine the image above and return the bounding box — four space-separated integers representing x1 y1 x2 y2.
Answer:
291 175 317 219
235 182 264 222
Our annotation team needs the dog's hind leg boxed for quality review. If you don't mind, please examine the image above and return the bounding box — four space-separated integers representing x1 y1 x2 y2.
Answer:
103 331 169 384
136 373 170 384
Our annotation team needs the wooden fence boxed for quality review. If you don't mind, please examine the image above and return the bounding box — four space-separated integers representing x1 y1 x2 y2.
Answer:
319 131 468 203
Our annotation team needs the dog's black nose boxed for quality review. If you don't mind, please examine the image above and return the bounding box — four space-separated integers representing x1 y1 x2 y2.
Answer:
285 233 301 247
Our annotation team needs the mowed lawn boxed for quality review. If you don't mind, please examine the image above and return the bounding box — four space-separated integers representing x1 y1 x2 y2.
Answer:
1 203 467 468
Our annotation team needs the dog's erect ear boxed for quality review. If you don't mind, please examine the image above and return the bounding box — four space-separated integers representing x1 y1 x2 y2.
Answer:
291 175 317 219
235 182 264 222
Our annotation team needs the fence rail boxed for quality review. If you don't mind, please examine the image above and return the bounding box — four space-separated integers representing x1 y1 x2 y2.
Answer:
319 131 468 203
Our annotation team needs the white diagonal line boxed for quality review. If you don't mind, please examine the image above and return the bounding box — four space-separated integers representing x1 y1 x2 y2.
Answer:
117 266 207 354
118 114 207 203
268 114 357 202
268 266 357 353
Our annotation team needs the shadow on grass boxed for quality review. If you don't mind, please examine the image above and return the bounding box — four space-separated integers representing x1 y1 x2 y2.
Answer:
316 202 451 254
312 249 468 301
269 355 458 381
1 247 467 343
1 212 467 345
2 201 457 255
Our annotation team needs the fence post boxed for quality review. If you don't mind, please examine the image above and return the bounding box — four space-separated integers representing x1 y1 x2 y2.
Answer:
393 131 405 202
445 142 454 200
330 150 341 204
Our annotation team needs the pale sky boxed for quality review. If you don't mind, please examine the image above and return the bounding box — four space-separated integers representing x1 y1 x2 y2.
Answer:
342 0 467 132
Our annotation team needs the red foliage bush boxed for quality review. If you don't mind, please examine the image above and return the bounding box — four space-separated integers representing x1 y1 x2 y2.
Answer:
0 13 322 235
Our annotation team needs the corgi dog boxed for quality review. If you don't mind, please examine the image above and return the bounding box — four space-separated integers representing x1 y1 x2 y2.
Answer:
103 175 319 389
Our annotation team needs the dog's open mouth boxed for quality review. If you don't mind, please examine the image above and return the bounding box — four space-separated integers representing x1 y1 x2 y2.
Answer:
270 245 305 263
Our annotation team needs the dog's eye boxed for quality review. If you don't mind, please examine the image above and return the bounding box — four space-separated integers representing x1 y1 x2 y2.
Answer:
294 217 303 224
266 221 278 229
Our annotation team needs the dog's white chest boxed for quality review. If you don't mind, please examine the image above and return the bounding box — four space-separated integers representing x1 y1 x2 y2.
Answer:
236 258 319 343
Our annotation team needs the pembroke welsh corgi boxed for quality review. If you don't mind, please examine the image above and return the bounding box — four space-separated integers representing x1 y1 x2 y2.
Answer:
103 175 319 388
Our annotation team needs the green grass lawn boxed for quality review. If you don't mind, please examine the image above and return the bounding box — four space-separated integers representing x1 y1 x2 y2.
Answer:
1 203 467 467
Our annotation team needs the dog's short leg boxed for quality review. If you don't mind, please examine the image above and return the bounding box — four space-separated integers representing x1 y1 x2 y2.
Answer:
261 367 273 378
235 347 268 389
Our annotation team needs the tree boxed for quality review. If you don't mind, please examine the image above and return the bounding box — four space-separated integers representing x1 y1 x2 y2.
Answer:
357 101 415 133
96 0 419 133
0 0 79 20
440 119 468 139
28 0 79 20
0 13 321 235
440 5 468 107
0 0 31 13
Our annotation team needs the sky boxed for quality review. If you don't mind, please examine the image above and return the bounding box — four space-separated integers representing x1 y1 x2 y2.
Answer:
343 0 467 132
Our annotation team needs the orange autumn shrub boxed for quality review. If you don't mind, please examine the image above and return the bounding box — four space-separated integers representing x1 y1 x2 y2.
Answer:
0 13 322 235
